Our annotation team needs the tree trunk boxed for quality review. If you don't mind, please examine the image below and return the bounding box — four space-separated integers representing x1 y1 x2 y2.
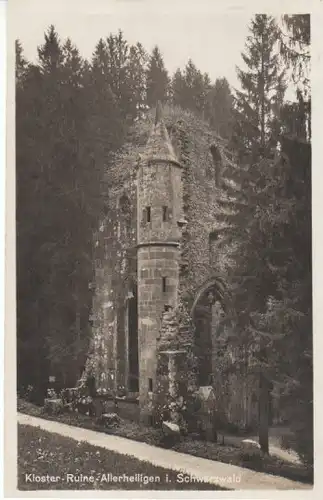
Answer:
258 371 270 453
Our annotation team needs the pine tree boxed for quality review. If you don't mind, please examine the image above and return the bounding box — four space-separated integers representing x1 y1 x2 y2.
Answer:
268 17 311 461
171 68 186 108
15 40 29 87
279 15 311 140
104 30 136 121
16 31 65 394
216 120 312 460
280 14 310 95
88 38 125 162
171 60 211 118
183 60 211 116
128 42 148 118
94 31 148 122
206 77 234 140
146 45 169 107
215 17 310 456
36 28 86 386
280 91 310 140
16 28 102 391
232 15 286 161
37 25 64 75
16 41 49 396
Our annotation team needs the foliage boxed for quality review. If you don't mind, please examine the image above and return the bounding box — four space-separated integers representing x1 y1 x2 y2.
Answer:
279 15 310 95
17 405 312 484
16 27 137 393
218 131 312 462
146 45 170 107
239 448 264 469
205 78 234 141
17 398 44 417
16 17 312 469
171 60 212 119
43 398 64 415
219 13 312 463
18 424 222 490
17 27 97 392
231 15 286 161
15 40 29 85
46 388 58 399
97 413 121 428
279 15 311 142
16 27 233 397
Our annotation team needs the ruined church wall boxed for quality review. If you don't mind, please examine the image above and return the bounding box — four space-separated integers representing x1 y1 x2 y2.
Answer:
169 119 259 428
168 116 231 305
89 159 137 393
88 108 257 428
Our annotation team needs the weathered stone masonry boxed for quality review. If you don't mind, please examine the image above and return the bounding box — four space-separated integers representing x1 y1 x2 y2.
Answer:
86 104 259 427
136 108 184 419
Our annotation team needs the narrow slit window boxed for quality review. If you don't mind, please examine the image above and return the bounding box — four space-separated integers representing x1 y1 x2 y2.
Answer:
162 206 168 222
148 378 153 392
162 277 167 293
143 206 151 223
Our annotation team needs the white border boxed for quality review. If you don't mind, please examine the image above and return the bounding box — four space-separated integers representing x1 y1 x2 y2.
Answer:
1 0 6 494
4 1 323 498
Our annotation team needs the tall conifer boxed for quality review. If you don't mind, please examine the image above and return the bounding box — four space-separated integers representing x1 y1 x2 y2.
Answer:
232 15 286 161
146 45 169 107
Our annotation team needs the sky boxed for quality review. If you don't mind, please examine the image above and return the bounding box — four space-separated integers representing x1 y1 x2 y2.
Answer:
9 0 309 98
11 0 255 91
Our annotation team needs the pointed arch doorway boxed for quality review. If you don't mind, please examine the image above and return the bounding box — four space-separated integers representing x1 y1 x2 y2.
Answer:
191 276 228 387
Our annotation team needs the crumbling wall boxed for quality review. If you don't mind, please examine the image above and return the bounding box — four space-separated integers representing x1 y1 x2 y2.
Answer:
89 106 234 393
167 112 258 428
87 156 137 394
88 106 257 429
154 305 194 430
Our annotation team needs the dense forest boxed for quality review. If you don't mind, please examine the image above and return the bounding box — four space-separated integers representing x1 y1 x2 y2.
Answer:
16 15 312 464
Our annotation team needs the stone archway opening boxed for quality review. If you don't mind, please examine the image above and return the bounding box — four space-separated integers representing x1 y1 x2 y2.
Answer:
191 277 227 387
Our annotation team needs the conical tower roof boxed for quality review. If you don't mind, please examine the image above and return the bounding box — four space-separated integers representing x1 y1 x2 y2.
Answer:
141 102 181 166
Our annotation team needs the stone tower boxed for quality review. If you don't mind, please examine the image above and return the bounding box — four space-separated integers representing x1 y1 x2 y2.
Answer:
87 105 260 429
136 102 183 422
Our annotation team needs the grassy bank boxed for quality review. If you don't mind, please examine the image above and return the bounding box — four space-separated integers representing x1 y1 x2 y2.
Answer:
17 398 313 485
18 424 224 490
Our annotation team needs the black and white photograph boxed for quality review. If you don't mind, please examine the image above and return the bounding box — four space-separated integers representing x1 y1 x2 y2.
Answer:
6 0 315 493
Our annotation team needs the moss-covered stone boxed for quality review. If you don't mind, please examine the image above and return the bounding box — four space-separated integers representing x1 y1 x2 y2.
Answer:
85 104 256 427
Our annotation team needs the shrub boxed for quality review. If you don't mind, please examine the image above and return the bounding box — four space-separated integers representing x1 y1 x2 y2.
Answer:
97 413 121 428
224 422 241 435
43 398 64 415
239 448 264 470
17 397 43 417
